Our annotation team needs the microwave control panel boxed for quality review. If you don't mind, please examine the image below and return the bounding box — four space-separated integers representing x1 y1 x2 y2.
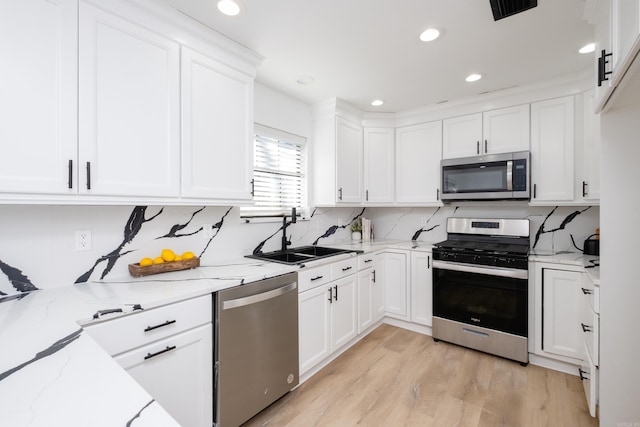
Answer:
512 159 527 192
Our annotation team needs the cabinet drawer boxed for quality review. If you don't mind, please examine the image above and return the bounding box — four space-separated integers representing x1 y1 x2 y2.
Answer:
581 278 599 314
85 294 212 356
298 264 332 293
358 253 376 270
580 295 599 366
332 257 357 280
579 342 598 418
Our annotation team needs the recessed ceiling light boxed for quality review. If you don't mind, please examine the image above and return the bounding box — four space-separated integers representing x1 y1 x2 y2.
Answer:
217 0 242 16
419 28 441 42
579 43 596 54
465 73 482 82
371 99 384 107
296 75 314 85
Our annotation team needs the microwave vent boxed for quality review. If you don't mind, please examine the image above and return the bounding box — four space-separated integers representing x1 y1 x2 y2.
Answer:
489 0 537 21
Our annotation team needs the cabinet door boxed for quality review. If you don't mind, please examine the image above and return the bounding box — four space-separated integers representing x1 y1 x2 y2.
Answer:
410 251 432 326
79 3 180 197
298 285 332 374
530 96 575 202
331 275 358 350
611 0 640 77
114 324 213 427
0 0 77 194
482 104 530 154
357 268 374 334
181 48 253 200
542 269 583 360
581 90 601 201
594 0 613 107
382 251 409 320
363 128 394 204
372 255 385 323
335 117 363 203
442 113 482 159
395 121 442 203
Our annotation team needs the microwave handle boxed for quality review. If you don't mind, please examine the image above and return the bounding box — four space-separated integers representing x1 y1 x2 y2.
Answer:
506 160 513 191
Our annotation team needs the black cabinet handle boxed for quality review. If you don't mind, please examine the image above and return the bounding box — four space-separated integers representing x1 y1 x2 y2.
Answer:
578 368 589 381
364 259 373 263
328 288 333 303
581 323 593 333
144 319 176 332
581 287 593 295
144 345 176 360
436 189 440 200
334 285 338 301
476 141 480 154
68 160 73 189
427 255 430 269
366 189 369 201
598 50 613 87
484 140 488 153
86 162 91 190
311 275 324 281
250 178 255 196
533 184 537 199
342 266 352 272
372 270 376 283
338 187 343 200
582 181 588 197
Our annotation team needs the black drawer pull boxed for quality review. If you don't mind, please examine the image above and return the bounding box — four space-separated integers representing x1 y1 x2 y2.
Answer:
372 270 376 283
144 345 176 360
578 368 589 381
581 323 593 333
144 319 176 332
334 285 338 301
86 162 91 190
328 288 333 303
68 159 73 189
310 275 324 281
342 266 352 271
364 259 373 263
581 287 593 295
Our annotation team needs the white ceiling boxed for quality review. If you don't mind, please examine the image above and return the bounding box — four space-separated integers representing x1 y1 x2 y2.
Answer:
164 0 595 113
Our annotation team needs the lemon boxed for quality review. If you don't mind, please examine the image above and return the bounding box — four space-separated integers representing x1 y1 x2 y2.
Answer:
181 251 195 260
174 255 183 262
161 249 176 262
139 257 153 267
153 256 165 264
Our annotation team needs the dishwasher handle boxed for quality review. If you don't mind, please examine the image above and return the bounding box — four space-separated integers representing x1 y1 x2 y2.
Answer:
222 282 297 310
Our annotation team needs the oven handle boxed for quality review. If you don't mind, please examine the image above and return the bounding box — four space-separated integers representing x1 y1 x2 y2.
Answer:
432 260 528 280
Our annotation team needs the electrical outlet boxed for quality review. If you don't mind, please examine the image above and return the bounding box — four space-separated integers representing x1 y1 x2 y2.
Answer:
75 230 91 251
203 224 214 238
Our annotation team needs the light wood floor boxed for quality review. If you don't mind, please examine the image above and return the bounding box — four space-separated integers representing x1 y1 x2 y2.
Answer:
243 324 597 427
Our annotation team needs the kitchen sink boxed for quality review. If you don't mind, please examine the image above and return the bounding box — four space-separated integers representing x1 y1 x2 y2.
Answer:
246 246 352 265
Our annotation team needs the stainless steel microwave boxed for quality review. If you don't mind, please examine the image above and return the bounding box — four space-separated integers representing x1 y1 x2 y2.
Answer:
440 151 530 201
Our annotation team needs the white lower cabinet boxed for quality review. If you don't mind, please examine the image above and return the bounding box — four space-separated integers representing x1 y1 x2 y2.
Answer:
114 324 213 427
84 295 213 427
298 259 358 375
579 273 600 417
541 268 583 361
381 250 410 321
410 250 432 327
357 253 384 334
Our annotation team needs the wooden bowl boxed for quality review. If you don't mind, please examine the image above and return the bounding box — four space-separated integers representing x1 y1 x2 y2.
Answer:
128 257 200 277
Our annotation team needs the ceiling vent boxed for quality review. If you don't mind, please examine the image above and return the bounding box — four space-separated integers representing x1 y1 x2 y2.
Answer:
489 0 537 21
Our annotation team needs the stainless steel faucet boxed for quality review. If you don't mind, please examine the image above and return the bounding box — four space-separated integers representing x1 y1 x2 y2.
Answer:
281 207 297 251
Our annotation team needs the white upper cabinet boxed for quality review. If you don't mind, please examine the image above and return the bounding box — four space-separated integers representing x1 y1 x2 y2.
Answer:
442 105 529 159
482 104 530 154
335 117 363 203
181 48 253 201
0 0 77 195
442 113 483 159
611 0 640 83
395 121 442 204
79 2 181 197
530 96 575 203
578 91 601 203
363 128 394 204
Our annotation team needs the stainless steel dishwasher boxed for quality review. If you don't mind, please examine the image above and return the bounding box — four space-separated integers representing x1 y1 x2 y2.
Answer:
215 272 299 427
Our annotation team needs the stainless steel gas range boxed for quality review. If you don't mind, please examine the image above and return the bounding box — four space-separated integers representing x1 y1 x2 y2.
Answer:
432 218 530 365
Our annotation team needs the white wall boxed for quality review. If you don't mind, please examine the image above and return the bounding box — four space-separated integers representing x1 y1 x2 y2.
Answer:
254 82 311 138
599 68 640 426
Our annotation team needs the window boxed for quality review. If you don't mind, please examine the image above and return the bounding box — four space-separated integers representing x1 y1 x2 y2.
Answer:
241 124 306 219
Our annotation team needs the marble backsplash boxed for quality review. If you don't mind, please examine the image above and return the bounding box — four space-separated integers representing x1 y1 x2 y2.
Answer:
0 203 599 296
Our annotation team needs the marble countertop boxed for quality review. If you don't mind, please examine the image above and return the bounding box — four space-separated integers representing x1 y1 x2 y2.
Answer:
0 241 597 425
529 250 600 285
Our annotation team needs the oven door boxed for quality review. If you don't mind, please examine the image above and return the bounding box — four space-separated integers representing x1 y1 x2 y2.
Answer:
432 260 528 337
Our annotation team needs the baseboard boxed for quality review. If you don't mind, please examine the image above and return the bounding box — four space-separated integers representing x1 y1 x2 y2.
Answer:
528 353 581 376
